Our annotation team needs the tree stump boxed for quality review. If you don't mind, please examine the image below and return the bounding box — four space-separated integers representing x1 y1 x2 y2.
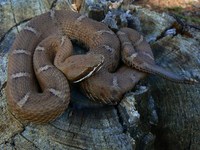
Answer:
0 0 199 150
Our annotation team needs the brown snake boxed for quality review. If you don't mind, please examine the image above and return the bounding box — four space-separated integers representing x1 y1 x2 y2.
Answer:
6 10 197 123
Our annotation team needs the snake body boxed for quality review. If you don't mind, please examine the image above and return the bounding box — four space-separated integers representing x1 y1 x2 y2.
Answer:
6 10 196 123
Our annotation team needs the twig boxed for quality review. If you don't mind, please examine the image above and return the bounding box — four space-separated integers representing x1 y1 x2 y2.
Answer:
169 13 200 31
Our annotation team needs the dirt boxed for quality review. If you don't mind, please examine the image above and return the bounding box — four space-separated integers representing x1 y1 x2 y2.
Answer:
133 0 200 27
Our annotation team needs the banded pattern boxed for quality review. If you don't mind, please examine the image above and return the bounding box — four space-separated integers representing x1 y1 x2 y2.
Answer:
11 72 31 79
36 46 45 51
37 65 53 74
23 26 39 35
17 92 30 108
48 88 67 100
96 30 114 35
12 49 31 55
7 10 197 123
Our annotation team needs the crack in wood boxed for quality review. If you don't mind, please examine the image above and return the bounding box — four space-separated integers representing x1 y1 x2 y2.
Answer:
0 0 58 45
9 0 18 32
50 0 58 9
53 139 86 150
20 133 40 150
49 123 69 132
114 105 128 133
0 82 7 94
0 18 31 44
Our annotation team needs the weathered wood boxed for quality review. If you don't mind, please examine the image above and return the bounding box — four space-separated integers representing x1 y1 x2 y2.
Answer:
0 0 199 150
150 34 200 150
0 1 151 149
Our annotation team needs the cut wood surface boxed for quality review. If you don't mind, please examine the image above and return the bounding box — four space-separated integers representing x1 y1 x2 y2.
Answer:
0 0 199 150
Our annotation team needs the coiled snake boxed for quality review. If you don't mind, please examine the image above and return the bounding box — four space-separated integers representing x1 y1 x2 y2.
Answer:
6 10 197 123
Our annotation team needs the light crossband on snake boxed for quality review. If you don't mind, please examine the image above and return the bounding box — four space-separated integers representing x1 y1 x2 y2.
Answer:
6 10 197 123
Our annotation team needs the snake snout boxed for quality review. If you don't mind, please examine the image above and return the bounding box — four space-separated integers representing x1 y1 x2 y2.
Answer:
73 54 104 83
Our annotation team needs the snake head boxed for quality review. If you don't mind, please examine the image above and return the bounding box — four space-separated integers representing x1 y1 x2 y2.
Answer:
67 54 104 83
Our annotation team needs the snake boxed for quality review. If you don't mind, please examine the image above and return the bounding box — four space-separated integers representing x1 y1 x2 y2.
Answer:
6 10 197 123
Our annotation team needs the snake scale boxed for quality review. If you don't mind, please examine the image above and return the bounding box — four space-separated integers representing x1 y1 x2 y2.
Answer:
6 10 197 123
